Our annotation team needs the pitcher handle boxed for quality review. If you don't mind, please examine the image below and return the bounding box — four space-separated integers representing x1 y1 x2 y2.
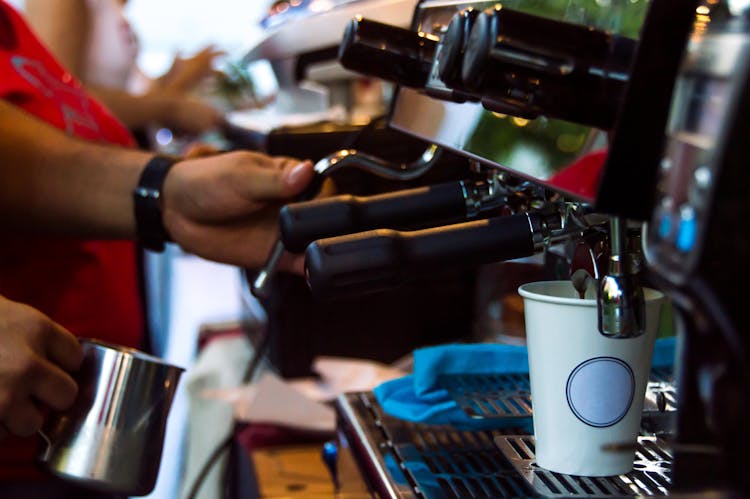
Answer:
37 429 53 461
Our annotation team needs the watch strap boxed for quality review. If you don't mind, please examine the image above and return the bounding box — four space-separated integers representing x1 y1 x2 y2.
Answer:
133 155 179 252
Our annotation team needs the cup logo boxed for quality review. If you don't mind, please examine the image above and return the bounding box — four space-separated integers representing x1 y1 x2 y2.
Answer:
566 357 635 428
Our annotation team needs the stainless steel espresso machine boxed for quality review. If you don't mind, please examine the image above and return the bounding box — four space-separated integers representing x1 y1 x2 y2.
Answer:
261 0 749 496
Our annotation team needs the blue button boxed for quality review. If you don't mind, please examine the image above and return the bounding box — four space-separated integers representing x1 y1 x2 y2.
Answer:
676 213 698 252
658 213 672 239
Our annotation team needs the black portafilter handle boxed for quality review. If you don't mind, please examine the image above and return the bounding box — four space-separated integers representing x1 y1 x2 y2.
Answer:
280 181 472 253
338 17 438 88
305 213 538 300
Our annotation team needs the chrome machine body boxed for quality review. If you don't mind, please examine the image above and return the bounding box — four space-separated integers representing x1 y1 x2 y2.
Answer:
267 0 750 496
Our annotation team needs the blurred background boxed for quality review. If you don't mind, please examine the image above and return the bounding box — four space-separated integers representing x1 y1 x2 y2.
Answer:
5 2 273 499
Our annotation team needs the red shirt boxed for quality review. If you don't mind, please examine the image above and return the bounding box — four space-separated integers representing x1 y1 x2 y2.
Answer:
0 2 143 479
549 149 607 200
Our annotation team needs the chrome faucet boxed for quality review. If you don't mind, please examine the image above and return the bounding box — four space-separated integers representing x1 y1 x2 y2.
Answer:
566 212 646 338
597 216 646 338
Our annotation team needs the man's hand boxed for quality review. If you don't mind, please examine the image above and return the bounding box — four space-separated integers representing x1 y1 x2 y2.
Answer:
159 92 224 135
161 46 225 94
0 296 83 439
162 151 315 270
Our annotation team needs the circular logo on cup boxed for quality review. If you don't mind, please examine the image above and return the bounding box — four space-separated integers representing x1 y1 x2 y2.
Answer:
566 357 635 428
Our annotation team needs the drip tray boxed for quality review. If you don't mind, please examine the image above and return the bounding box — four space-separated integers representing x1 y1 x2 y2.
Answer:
337 392 674 498
438 372 532 419
495 436 672 497
391 427 536 498
438 367 677 423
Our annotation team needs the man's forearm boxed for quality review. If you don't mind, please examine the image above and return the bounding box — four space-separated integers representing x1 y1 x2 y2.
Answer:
86 85 174 130
0 101 151 238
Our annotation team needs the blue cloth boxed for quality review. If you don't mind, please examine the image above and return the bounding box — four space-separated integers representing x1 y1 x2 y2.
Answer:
652 336 677 368
374 338 677 429
375 343 530 430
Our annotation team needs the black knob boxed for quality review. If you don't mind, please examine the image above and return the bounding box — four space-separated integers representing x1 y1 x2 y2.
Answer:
339 17 437 88
437 8 481 88
461 6 637 129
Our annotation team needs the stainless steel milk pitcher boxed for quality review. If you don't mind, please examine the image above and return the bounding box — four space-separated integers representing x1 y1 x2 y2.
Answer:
37 339 184 496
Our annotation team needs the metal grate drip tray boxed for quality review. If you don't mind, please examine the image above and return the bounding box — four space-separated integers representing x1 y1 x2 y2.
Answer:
438 369 677 422
495 435 672 497
438 372 532 419
392 425 535 498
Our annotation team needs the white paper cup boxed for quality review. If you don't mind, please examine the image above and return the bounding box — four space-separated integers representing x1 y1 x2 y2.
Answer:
518 281 664 477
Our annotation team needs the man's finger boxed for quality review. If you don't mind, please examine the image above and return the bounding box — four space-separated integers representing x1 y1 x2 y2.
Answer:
3 400 44 437
239 160 314 201
43 322 83 373
245 153 309 171
278 251 305 275
30 359 79 412
184 143 221 159
283 161 315 194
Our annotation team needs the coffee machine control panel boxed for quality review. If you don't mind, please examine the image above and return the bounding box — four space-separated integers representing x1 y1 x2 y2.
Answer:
648 27 750 285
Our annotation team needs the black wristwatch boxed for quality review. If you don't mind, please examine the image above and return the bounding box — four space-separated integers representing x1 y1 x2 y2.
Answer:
133 155 180 252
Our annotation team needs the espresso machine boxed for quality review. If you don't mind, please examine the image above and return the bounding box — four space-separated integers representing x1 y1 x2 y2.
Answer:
256 0 750 496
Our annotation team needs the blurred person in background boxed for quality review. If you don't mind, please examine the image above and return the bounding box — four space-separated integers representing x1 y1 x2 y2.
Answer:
0 2 312 496
25 0 225 137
